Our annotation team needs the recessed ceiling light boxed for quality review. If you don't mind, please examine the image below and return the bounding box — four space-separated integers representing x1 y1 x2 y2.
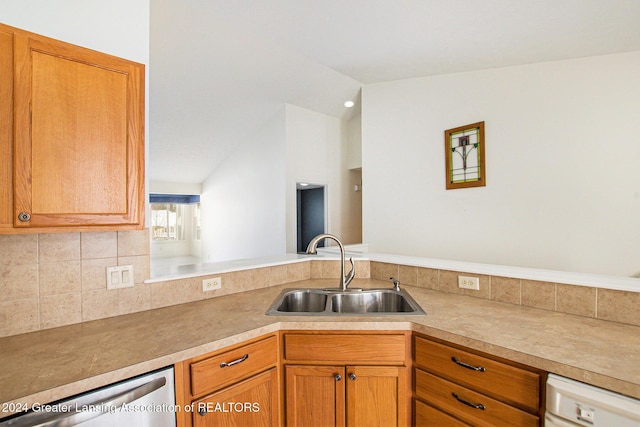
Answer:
299 182 309 187
344 101 355 108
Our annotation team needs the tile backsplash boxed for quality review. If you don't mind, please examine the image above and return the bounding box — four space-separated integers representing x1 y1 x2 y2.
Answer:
0 231 371 338
371 261 640 327
0 230 150 337
1 235 638 339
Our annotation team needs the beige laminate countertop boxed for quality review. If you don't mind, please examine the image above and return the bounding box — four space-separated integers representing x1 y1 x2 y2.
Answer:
2 278 640 417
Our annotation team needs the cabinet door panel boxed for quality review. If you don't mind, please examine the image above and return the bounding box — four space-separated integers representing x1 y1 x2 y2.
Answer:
12 30 144 228
193 368 278 427
30 50 128 214
345 366 407 427
285 365 345 427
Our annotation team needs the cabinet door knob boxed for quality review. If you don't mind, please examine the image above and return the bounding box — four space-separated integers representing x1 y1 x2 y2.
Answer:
334 374 342 381
349 373 357 381
18 212 31 222
198 407 207 416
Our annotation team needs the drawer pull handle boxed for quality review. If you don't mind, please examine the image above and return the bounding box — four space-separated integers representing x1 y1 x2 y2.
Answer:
452 356 486 372
219 353 249 368
452 392 486 410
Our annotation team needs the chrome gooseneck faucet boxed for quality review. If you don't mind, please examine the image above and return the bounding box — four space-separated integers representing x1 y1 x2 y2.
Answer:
306 233 355 291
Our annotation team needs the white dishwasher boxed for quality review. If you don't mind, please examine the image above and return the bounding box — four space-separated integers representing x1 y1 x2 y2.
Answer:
546 374 640 426
0 366 176 427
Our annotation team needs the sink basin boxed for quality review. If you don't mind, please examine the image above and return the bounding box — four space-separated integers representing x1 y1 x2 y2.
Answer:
274 290 327 313
331 290 415 313
266 288 425 316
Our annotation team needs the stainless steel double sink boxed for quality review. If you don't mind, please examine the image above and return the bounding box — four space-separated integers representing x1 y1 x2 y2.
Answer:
266 288 426 316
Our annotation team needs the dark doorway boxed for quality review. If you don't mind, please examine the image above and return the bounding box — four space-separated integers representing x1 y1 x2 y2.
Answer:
297 185 325 253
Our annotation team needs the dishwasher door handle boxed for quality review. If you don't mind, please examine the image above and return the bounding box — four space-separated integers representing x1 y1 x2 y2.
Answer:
5 376 167 427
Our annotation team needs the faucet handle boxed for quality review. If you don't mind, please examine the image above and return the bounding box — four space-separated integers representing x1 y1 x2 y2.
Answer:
345 257 355 286
389 277 400 291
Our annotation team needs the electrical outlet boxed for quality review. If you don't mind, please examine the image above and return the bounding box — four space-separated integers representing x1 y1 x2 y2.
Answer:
203 277 222 292
458 275 480 290
106 265 134 290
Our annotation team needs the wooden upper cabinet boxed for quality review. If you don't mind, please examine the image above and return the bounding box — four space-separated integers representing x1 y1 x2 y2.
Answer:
0 28 15 231
0 23 145 232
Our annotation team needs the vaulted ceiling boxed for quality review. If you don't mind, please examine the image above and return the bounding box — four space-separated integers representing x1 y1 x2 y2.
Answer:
149 0 640 184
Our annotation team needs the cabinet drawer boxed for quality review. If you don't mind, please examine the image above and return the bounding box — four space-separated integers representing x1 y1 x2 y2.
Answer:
284 333 406 364
416 369 539 427
415 336 540 411
190 335 277 396
415 399 470 427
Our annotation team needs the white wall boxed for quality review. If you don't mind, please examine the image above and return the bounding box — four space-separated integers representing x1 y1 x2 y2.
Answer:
201 109 287 262
202 103 355 260
362 51 640 277
1 1 149 63
149 181 202 196
285 104 353 252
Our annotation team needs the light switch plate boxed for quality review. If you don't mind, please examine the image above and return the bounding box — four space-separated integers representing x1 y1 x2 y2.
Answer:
107 265 134 290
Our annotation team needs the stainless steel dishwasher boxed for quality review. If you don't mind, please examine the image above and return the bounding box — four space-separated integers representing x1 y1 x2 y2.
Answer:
0 366 176 427
546 374 640 426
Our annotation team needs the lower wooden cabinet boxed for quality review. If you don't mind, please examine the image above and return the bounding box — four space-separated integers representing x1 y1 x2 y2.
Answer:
285 365 345 427
285 364 407 427
175 334 279 427
282 331 410 427
192 368 278 427
413 334 544 427
174 329 544 427
346 365 408 427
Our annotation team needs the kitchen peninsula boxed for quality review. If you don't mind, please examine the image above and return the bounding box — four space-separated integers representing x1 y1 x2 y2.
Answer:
2 255 640 423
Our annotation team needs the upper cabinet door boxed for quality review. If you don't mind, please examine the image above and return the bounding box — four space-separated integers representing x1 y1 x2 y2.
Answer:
9 25 145 230
0 28 14 232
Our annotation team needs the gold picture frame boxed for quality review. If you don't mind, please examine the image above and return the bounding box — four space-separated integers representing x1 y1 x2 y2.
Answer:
444 121 485 190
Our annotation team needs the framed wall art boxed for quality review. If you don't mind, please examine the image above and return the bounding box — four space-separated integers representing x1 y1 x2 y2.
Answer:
444 121 485 190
